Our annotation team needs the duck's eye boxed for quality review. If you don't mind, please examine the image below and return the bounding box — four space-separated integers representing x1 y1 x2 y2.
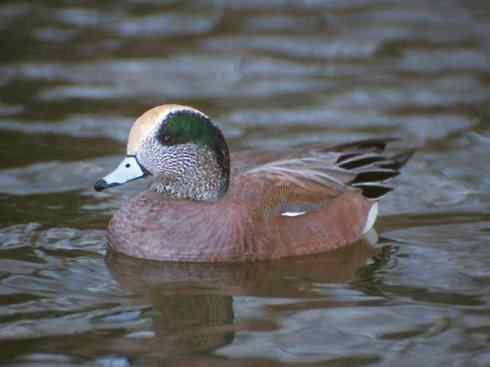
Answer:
125 163 131 168
157 130 174 145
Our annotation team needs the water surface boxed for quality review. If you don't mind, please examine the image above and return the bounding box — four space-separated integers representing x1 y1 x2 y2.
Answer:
1 1 490 366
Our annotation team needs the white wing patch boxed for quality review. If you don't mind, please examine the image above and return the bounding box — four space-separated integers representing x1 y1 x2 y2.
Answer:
281 211 307 217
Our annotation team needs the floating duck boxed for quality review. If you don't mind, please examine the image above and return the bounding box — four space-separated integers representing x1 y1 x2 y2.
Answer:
95 104 412 262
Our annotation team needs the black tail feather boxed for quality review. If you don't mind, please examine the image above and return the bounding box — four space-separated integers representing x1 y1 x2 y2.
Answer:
339 154 387 170
351 170 400 185
353 184 393 199
333 141 414 200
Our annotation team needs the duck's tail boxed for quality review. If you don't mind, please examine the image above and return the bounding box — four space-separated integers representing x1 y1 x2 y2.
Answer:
332 139 415 200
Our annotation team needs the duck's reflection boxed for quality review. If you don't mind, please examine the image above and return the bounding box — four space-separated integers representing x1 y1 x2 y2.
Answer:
105 237 381 358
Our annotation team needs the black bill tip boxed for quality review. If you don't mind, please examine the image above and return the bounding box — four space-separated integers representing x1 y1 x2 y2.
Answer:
94 179 109 192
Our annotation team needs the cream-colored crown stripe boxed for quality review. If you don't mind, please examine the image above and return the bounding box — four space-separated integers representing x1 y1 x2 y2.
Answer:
126 104 208 155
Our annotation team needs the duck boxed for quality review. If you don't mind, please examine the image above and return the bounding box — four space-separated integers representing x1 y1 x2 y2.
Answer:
94 104 412 262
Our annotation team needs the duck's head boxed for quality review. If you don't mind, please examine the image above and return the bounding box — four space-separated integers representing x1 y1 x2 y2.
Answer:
94 104 230 201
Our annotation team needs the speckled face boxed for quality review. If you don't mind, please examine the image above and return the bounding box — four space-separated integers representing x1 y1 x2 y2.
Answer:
95 104 230 200
134 105 228 175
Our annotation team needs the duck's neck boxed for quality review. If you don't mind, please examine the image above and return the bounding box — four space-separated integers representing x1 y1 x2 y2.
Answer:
149 147 229 201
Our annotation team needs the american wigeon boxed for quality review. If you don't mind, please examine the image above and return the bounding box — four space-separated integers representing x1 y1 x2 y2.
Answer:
95 104 412 262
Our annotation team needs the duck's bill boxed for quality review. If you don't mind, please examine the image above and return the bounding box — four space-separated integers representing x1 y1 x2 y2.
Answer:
94 156 148 192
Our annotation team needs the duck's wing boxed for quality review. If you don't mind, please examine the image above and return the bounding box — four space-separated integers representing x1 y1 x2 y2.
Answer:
230 138 413 190
237 145 411 202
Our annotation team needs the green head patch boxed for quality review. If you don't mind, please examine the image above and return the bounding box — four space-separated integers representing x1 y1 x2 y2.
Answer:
157 110 230 188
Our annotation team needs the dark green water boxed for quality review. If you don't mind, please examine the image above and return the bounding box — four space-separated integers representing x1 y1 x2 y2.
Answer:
1 1 490 366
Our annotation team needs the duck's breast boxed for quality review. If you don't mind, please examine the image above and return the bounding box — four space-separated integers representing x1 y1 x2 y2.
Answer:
107 191 248 262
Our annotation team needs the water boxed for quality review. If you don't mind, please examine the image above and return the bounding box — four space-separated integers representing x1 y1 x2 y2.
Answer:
1 0 490 365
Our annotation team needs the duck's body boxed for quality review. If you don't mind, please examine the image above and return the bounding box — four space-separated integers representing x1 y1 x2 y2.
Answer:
96 105 412 262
